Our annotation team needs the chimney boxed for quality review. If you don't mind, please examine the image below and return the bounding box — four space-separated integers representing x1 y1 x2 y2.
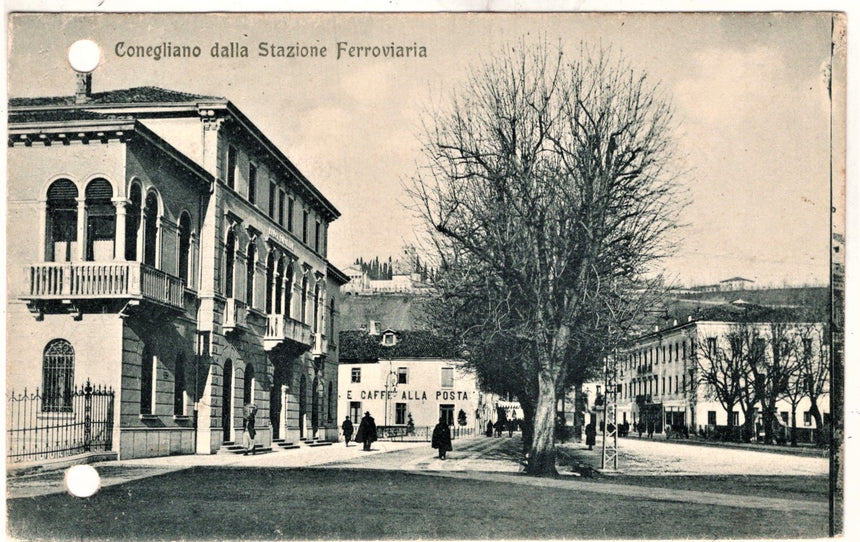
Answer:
75 73 92 104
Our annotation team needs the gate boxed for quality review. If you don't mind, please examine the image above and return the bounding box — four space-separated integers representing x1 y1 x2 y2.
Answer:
6 380 115 463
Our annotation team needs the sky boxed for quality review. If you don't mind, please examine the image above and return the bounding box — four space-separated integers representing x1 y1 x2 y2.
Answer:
6 12 839 288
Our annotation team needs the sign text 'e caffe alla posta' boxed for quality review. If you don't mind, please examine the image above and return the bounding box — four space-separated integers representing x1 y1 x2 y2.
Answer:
346 389 470 401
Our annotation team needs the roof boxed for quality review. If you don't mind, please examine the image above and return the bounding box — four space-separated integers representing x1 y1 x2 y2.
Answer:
719 276 754 283
339 329 461 362
9 86 223 108
8 109 134 123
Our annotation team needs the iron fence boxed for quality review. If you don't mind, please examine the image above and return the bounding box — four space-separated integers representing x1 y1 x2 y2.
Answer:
6 380 115 463
377 425 476 442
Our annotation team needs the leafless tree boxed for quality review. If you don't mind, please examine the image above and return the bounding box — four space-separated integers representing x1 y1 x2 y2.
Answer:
408 40 681 475
697 333 746 439
798 323 830 445
780 332 809 447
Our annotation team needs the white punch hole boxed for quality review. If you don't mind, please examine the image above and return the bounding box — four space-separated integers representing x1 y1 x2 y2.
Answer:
64 464 101 498
68 40 101 73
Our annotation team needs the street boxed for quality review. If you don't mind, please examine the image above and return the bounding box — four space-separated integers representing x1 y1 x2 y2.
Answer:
6 436 830 539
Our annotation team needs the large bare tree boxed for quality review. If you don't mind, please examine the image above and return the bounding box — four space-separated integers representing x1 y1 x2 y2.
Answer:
409 41 681 475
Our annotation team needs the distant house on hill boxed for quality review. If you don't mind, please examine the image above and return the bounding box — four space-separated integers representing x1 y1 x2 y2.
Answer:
719 276 755 291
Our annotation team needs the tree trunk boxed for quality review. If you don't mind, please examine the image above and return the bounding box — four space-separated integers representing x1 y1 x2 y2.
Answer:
809 397 825 446
761 397 776 445
520 399 536 454
527 368 558 476
790 406 798 447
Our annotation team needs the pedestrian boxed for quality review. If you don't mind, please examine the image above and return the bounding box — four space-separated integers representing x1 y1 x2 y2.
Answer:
341 416 354 447
242 402 258 456
494 419 504 437
486 420 494 437
647 422 654 439
507 419 515 438
637 421 644 438
431 416 453 459
585 422 596 450
355 411 377 451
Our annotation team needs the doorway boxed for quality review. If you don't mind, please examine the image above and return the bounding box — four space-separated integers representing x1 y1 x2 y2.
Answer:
222 359 233 442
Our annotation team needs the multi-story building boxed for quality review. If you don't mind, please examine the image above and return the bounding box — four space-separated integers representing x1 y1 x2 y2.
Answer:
337 328 491 433
612 307 828 440
7 73 348 460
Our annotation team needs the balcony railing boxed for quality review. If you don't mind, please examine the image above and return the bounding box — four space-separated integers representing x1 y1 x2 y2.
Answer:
264 314 312 350
223 298 248 332
24 262 184 310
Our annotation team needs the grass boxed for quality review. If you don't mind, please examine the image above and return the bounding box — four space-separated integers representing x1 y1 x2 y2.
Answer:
7 467 828 540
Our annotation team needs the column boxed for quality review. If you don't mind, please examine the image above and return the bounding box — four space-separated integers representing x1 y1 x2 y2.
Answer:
113 198 127 261
76 197 86 261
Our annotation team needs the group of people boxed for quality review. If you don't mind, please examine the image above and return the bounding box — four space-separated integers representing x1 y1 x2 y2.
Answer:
341 412 453 459
485 418 518 438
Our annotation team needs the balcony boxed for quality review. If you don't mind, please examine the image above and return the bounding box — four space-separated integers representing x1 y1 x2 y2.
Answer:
311 333 327 357
223 298 248 332
23 262 184 313
264 314 312 351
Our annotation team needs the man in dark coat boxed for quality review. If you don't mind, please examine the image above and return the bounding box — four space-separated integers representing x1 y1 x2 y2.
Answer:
431 416 453 459
242 402 258 456
341 416 354 447
486 420 494 437
585 423 596 450
355 412 377 451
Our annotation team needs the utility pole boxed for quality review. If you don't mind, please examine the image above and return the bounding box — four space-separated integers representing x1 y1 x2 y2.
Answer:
600 349 619 471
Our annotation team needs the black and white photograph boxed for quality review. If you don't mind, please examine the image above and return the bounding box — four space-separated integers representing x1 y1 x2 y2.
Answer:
3 7 849 540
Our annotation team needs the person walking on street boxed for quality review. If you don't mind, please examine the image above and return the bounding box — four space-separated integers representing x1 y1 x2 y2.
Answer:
341 416 354 447
486 420 494 437
431 416 453 459
585 422 596 451
242 402 258 456
355 411 377 451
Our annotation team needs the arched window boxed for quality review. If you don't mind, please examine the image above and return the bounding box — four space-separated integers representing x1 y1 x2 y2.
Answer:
174 353 186 416
245 242 256 308
178 213 191 284
313 283 321 333
141 344 155 415
328 298 336 338
42 339 74 412
274 257 284 314
265 251 275 314
143 191 159 267
243 364 255 405
224 230 235 298
284 262 294 318
125 184 142 261
301 275 308 323
85 178 115 261
45 179 78 262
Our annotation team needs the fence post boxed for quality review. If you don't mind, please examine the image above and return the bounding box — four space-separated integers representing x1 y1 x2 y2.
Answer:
84 379 92 452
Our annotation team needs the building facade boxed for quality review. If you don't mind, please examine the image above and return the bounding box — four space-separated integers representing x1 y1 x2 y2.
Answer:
611 309 828 440
8 74 347 460
337 329 490 433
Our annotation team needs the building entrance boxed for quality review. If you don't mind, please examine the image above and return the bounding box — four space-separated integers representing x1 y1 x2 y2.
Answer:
222 359 233 442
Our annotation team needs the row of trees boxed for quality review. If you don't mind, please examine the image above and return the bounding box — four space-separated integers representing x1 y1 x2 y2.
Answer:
353 253 436 282
408 40 682 475
697 322 830 446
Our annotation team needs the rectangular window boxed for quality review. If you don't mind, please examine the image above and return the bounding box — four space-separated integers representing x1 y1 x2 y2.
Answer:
269 181 276 217
707 411 717 425
731 411 739 426
349 401 362 424
707 337 717 357
351 367 361 383
397 367 408 385
780 411 789 423
226 146 237 189
315 221 321 253
674 375 678 393
395 403 407 425
288 198 295 232
302 210 309 244
278 190 286 226
441 367 453 388
802 338 813 360
248 163 257 204
803 411 812 426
